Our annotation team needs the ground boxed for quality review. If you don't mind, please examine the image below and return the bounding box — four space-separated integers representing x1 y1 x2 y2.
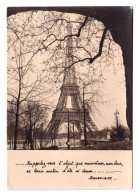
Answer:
69 140 132 150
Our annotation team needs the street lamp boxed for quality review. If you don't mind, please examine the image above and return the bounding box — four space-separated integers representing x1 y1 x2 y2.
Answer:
114 109 119 129
67 109 70 150
73 122 75 148
114 109 120 139
83 85 87 146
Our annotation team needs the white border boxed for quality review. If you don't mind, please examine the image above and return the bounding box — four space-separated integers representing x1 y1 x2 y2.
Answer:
0 0 138 195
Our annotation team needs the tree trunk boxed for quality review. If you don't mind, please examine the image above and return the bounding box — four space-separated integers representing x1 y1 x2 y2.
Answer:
30 127 34 150
14 103 20 150
122 50 132 140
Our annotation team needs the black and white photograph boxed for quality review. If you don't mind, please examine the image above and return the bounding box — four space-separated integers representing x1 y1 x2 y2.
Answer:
7 7 133 151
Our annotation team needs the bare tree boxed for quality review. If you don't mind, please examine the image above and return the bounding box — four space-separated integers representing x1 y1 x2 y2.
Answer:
21 101 47 149
7 13 52 149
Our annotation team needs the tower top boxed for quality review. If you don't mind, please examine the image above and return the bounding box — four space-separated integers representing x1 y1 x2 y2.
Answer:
62 23 77 86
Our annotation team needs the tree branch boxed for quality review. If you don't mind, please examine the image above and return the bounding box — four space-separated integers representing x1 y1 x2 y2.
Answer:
89 27 108 63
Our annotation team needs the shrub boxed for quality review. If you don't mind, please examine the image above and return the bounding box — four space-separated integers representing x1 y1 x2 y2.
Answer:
110 125 130 141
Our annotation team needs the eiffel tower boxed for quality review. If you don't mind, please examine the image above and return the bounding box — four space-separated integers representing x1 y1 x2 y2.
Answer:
46 23 99 144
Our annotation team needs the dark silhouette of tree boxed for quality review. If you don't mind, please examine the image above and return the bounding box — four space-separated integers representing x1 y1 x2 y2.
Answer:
110 124 130 141
7 103 15 149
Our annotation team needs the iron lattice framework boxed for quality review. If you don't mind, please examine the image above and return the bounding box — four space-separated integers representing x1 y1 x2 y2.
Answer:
46 23 99 141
